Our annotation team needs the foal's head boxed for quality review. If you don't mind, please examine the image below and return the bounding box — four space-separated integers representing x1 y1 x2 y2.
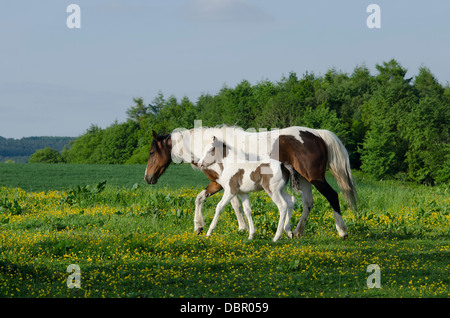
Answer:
144 131 172 184
198 136 228 169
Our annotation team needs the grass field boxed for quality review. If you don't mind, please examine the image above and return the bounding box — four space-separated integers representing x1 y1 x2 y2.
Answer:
0 163 209 191
0 163 448 298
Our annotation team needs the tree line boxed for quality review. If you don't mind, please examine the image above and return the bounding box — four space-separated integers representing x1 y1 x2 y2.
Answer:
34 59 449 185
0 136 74 163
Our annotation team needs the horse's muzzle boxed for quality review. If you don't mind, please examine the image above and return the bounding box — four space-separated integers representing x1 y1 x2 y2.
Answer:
144 174 157 184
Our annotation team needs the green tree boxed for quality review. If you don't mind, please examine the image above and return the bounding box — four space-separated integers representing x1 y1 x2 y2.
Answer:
126 97 149 123
149 91 165 115
255 92 298 128
255 72 318 128
300 104 348 142
360 60 416 179
99 121 139 164
403 96 450 184
64 125 104 164
61 59 449 184
401 67 450 184
375 59 411 83
221 80 255 128
196 93 224 127
414 66 445 98
28 147 64 163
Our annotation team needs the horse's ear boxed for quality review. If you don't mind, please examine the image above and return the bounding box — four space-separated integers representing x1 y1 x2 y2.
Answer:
152 130 158 140
164 134 172 148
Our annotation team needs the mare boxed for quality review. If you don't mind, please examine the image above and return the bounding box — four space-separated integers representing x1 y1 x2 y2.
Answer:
145 126 357 239
198 136 295 241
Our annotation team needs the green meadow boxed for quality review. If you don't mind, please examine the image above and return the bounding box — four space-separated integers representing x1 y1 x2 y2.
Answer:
0 163 448 297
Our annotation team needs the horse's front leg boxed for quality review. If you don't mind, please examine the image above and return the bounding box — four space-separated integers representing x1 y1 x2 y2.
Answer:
206 190 234 238
194 181 222 234
194 181 247 234
194 189 207 234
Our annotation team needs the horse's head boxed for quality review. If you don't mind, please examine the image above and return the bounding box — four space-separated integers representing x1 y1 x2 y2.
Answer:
144 131 172 184
198 136 228 169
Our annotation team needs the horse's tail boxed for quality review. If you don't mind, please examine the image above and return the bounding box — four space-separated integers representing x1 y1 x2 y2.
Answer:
315 129 358 210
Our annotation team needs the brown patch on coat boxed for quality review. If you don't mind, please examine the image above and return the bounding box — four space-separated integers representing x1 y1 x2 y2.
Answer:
203 168 219 182
249 163 274 196
202 168 221 197
202 168 225 198
229 169 245 195
270 131 328 182
204 181 223 198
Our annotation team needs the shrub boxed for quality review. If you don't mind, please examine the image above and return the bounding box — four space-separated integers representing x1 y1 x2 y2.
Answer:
28 147 64 163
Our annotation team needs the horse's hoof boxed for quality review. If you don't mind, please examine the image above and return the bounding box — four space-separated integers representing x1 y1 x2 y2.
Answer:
287 231 294 239
341 233 349 240
195 227 203 235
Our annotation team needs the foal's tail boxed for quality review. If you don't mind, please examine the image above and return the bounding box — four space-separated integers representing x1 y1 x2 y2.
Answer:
315 130 358 210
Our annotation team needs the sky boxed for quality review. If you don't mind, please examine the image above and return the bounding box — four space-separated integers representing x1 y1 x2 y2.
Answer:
1 0 449 139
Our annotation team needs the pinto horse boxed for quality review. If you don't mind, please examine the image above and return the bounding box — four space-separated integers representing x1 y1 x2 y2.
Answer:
198 136 295 241
145 126 357 239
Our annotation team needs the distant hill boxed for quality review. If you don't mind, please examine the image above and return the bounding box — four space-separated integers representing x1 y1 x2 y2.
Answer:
0 136 75 163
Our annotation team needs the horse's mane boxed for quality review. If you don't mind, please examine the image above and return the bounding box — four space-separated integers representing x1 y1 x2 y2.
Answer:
185 124 244 133
151 133 170 143
211 124 244 131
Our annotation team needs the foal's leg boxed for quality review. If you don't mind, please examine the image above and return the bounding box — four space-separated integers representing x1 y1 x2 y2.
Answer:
194 181 221 234
194 189 207 234
281 190 295 238
230 196 248 232
269 190 288 242
238 194 255 240
293 176 314 238
206 189 234 238
194 181 247 234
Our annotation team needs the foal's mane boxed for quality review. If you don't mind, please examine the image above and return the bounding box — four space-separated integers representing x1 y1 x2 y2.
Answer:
211 137 230 158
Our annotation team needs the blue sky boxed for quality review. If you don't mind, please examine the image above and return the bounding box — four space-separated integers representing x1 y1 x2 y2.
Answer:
1 0 449 138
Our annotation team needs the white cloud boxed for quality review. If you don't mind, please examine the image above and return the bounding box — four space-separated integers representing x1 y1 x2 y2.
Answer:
182 0 273 23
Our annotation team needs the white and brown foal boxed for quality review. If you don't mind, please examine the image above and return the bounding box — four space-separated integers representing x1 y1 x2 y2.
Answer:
198 136 295 242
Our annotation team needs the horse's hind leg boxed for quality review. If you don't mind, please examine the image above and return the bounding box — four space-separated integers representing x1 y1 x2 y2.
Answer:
230 196 248 232
293 176 314 238
311 178 348 239
239 194 255 240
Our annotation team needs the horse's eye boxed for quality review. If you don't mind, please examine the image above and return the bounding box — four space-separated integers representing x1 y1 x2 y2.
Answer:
150 151 155 156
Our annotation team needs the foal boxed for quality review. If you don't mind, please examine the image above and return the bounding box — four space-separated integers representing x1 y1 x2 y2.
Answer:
198 136 295 242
